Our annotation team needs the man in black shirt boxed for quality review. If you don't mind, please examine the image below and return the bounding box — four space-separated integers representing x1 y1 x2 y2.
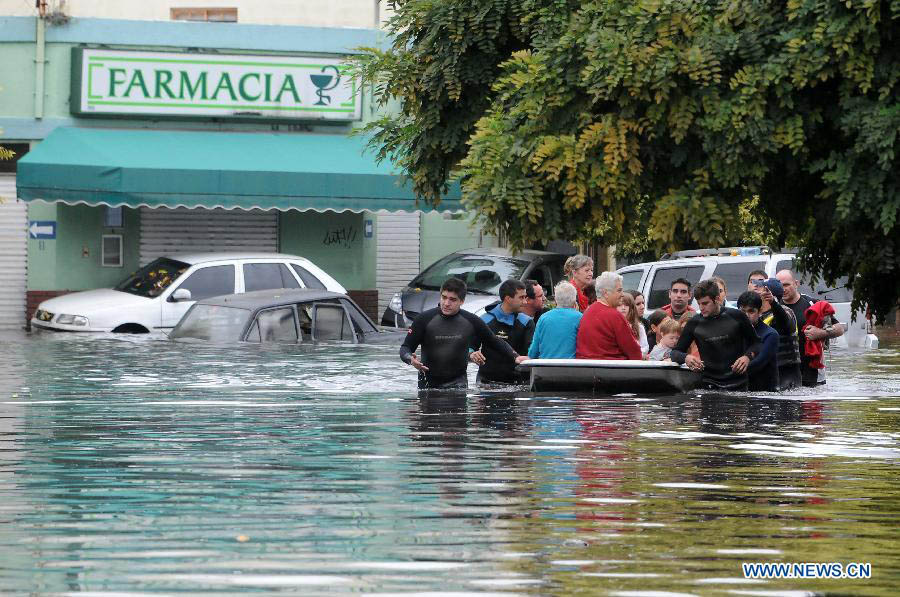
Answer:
521 279 550 324
776 269 844 387
671 279 762 390
400 277 527 389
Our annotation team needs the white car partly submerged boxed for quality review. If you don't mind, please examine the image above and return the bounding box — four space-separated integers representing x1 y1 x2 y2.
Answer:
31 253 345 333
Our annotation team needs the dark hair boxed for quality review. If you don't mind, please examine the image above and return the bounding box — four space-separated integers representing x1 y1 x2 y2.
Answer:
693 279 720 301
499 279 526 301
648 310 669 327
523 279 539 299
625 289 644 300
670 278 692 291
747 269 768 283
441 277 467 301
737 290 763 310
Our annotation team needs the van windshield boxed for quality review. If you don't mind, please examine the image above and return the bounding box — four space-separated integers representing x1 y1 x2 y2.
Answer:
411 255 530 295
115 258 191 298
775 260 853 302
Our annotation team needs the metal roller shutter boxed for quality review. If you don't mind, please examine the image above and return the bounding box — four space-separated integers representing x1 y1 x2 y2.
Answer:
0 176 27 329
376 211 420 318
139 207 278 265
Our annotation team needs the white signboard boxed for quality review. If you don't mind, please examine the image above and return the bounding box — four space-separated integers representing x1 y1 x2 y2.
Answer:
72 48 361 121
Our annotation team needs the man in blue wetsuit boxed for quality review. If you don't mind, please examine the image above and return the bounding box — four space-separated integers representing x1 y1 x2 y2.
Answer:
671 279 762 390
737 291 780 392
400 277 527 389
474 279 536 385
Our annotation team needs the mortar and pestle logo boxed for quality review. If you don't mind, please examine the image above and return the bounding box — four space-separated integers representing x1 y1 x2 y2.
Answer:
309 65 341 106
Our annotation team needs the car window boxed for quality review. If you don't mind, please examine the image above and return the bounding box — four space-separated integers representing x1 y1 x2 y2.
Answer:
312 303 354 341
548 259 565 289
529 265 553 296
411 254 530 295
116 257 190 298
620 269 645 294
170 304 250 341
341 298 377 335
290 264 327 290
712 261 767 300
244 263 300 292
173 265 236 301
251 307 299 343
775 259 852 302
647 266 705 309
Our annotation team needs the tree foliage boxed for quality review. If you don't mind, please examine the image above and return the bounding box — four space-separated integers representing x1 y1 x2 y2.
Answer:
359 0 900 319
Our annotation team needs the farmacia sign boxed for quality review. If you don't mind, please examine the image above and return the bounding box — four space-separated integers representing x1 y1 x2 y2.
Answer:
71 48 361 121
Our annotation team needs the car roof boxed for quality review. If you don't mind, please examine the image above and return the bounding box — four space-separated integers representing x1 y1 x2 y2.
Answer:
451 247 565 260
618 253 798 270
198 289 347 309
164 252 313 265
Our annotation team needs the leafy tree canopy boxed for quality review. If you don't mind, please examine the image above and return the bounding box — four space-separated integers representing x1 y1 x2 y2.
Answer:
357 0 899 319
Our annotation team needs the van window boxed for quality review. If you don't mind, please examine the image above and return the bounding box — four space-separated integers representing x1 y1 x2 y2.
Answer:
775 260 852 302
620 269 644 294
647 266 704 309
712 262 767 300
291 264 326 290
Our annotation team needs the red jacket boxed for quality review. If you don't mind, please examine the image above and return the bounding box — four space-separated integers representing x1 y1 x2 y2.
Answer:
576 301 643 360
661 304 695 320
570 279 590 312
804 300 835 369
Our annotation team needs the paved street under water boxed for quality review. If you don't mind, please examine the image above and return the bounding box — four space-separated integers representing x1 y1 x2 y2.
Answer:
0 330 898 595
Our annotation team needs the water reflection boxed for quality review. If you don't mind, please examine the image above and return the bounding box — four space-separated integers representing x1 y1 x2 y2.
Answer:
0 330 897 594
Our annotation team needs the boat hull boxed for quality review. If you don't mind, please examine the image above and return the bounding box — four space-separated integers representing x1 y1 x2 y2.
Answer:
520 359 702 393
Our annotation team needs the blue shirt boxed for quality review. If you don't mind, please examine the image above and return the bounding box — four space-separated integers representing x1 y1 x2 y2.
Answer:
527 307 582 359
748 320 779 392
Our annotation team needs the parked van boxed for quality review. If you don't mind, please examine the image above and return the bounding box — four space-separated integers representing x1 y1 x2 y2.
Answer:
616 247 878 349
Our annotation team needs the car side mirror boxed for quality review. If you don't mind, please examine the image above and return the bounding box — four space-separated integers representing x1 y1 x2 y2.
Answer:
171 288 192 302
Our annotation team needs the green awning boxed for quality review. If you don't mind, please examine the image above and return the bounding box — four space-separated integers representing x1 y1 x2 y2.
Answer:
16 126 462 212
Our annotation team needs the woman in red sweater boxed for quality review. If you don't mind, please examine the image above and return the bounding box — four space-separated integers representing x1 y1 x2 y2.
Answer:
576 272 643 360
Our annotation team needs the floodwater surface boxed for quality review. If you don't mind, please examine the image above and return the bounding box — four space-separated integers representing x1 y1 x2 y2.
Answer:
0 330 898 596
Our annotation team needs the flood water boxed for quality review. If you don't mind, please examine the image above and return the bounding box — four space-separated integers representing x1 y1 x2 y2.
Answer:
1 330 898 596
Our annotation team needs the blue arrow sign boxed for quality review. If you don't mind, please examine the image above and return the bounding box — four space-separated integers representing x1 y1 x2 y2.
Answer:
28 220 56 239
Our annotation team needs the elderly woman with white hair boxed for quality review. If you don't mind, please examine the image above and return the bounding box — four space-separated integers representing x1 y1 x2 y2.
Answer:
575 271 643 360
527 281 584 359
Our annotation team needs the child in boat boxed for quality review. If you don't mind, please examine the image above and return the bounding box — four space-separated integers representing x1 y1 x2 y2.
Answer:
649 317 681 361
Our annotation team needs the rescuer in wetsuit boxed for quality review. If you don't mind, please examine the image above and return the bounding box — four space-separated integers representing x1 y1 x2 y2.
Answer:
399 277 528 389
670 279 762 390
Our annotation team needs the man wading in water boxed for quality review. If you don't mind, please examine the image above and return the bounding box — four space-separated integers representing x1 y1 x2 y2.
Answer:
670 279 762 390
399 277 527 389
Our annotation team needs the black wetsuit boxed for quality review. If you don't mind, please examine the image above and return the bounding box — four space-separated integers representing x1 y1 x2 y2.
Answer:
477 305 535 384
400 308 518 389
671 307 762 390
761 303 802 390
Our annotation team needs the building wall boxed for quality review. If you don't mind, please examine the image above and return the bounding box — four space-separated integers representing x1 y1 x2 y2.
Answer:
279 210 376 291
0 0 389 28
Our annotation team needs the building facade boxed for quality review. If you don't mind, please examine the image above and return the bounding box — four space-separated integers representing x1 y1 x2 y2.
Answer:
0 5 494 330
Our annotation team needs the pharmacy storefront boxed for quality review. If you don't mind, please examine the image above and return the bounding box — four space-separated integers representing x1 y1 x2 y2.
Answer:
11 27 462 327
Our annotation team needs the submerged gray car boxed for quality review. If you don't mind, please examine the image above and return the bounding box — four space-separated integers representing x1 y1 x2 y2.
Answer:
171 289 407 344
381 248 568 327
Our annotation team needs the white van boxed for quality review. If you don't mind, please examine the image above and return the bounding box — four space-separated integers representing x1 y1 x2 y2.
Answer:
616 247 878 349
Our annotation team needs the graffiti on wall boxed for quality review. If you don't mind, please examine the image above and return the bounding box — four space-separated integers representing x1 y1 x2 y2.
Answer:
322 226 358 249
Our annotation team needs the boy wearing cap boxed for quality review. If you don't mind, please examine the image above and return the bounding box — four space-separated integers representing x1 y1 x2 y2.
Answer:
748 272 802 390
